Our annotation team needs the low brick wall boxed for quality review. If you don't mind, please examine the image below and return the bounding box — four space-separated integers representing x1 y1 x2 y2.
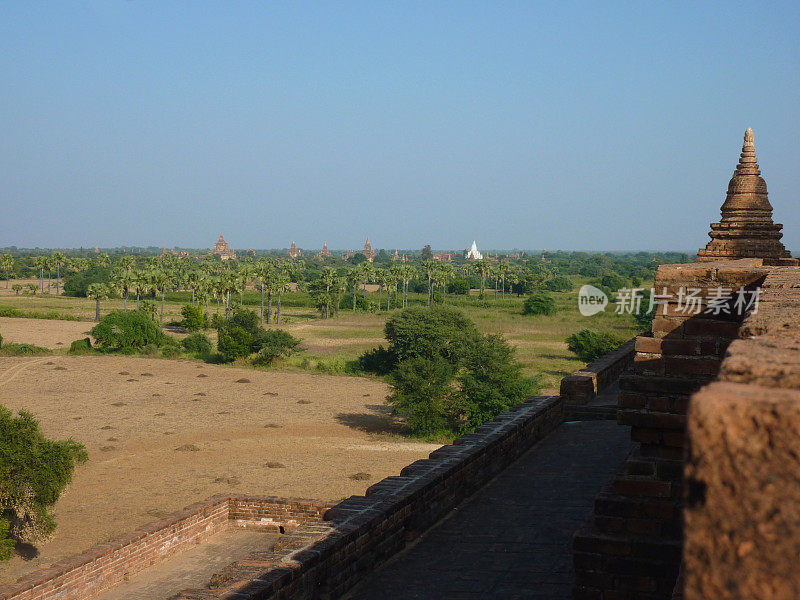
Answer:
560 339 635 405
173 395 565 600
0 496 330 600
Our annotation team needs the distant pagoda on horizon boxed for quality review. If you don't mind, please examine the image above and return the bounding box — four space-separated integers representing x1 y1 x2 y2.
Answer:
697 128 796 265
362 237 376 262
211 234 236 261
287 241 302 260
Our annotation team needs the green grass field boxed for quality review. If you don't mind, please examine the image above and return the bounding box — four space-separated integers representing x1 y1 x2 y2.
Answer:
0 278 643 392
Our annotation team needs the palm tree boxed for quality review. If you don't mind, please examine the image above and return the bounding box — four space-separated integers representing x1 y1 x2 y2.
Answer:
421 260 438 306
186 270 202 307
111 267 133 310
374 268 389 311
255 258 277 324
131 268 147 310
236 259 254 305
0 254 14 288
146 267 169 326
87 283 110 321
51 251 67 296
319 266 338 319
32 256 47 294
473 259 492 299
383 269 398 311
395 264 416 308
94 252 110 268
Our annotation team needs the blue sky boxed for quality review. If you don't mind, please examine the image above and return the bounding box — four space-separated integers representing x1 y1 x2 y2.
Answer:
2 1 798 252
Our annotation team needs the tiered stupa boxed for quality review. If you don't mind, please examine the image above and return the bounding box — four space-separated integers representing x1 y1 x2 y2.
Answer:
697 128 796 265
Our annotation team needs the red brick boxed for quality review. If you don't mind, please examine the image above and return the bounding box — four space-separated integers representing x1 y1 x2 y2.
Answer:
612 479 672 498
665 357 722 377
683 319 740 339
653 318 685 337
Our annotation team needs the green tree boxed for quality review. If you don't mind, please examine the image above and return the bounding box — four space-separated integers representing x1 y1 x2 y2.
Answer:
523 292 557 316
387 356 455 436
0 254 14 289
0 406 87 556
86 283 111 321
50 251 67 296
566 329 624 362
11 284 22 295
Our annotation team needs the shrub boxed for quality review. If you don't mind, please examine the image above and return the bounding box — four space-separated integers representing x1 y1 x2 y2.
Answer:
0 343 51 357
68 338 92 355
339 292 373 312
522 292 556 316
63 267 111 297
633 289 655 333
0 406 87 556
251 329 301 366
598 273 628 293
454 335 541 433
357 345 396 375
566 329 624 362
90 310 171 351
214 308 269 362
180 304 209 332
447 279 470 295
182 332 213 356
387 357 455 436
545 275 573 292
384 305 479 366
161 344 181 358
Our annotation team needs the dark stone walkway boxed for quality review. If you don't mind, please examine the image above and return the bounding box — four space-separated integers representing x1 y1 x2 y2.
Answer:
346 420 631 600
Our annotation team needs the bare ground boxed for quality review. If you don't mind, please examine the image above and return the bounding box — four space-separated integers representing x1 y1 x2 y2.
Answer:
0 355 438 584
0 317 94 348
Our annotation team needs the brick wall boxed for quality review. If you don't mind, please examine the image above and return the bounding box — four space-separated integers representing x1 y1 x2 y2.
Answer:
561 339 636 406
681 266 800 599
574 259 770 600
172 395 565 600
0 496 329 600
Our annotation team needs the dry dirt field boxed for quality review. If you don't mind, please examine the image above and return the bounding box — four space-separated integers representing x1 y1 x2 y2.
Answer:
0 317 94 348
0 355 439 584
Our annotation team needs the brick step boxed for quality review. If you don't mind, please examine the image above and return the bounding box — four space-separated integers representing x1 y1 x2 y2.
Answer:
574 525 682 563
567 406 618 421
594 492 678 524
625 456 684 480
612 475 674 499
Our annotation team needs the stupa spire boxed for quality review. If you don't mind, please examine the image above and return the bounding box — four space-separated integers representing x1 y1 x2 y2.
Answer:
697 129 796 265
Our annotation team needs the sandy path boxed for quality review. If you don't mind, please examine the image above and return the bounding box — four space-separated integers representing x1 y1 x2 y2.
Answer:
0 355 438 584
0 317 93 349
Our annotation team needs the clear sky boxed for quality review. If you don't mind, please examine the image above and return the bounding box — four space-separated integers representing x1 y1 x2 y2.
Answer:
2 1 798 252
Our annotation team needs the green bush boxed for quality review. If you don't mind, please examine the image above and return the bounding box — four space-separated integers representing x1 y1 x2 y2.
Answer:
180 304 209 332
387 357 455 436
357 345 396 375
384 305 479 366
566 329 624 362
63 267 111 297
214 308 268 362
454 335 541 433
181 333 213 355
90 310 171 351
545 275 573 292
251 329 301 366
161 344 181 358
0 406 87 557
633 289 655 333
68 338 92 355
0 343 51 357
522 292 556 316
447 279 470 295
340 292 374 312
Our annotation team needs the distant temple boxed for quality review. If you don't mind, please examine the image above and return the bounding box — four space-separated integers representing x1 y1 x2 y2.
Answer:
363 237 377 263
697 128 797 265
465 240 483 261
391 249 408 263
315 243 333 260
433 252 454 263
287 241 302 260
211 234 236 261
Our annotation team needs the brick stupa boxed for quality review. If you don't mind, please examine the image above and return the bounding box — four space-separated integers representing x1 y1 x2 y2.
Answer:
697 128 797 265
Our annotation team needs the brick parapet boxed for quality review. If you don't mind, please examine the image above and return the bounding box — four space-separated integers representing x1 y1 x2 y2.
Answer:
172 395 565 600
575 259 773 600
681 265 800 600
561 339 635 406
0 496 330 600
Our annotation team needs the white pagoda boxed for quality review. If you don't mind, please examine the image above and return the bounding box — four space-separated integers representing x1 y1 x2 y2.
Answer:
465 240 483 261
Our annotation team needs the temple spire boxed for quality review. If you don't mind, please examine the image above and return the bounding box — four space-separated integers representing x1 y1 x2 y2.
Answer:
697 129 796 265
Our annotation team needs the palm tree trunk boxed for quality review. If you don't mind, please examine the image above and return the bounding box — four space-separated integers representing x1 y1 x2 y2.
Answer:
124 292 127 311
160 290 165 326
40 268 44 293
260 284 265 324
378 285 382 310
192 289 195 307
427 276 431 306
276 291 282 324
95 298 100 321
267 291 273 324
56 266 60 295
137 292 140 310
353 283 357 311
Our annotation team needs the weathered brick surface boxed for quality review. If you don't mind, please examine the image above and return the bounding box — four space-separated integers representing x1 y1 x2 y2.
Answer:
681 266 800 600
561 340 635 406
0 496 331 600
168 395 565 600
